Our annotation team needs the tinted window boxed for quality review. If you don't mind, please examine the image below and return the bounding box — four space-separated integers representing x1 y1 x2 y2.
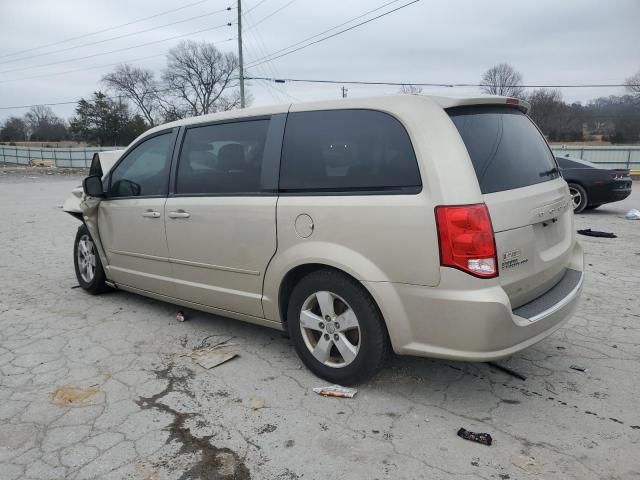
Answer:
280 110 421 192
109 133 174 197
448 106 559 194
176 120 269 194
556 156 597 169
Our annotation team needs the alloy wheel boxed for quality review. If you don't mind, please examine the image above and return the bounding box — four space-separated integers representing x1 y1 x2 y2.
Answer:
77 234 97 283
299 291 361 368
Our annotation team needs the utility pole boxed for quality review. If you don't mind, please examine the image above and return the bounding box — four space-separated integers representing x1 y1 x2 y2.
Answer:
340 86 348 98
237 0 245 108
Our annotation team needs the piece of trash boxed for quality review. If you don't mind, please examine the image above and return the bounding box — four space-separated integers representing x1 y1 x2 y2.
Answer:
487 362 527 381
457 427 493 446
511 454 542 474
51 385 98 406
250 398 265 410
190 347 237 369
312 385 358 398
70 285 81 289
625 209 640 220
577 228 617 238
176 310 186 322
570 364 587 372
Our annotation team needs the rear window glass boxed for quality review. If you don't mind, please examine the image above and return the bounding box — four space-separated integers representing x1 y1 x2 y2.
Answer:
448 106 559 194
279 109 421 193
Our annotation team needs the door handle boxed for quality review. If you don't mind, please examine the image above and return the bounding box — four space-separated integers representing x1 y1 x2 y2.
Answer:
142 210 161 218
168 210 190 219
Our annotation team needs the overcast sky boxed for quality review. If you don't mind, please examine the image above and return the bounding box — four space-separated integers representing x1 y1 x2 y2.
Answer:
0 0 638 122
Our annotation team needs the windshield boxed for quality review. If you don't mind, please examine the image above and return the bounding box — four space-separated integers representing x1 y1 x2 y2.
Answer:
448 106 560 194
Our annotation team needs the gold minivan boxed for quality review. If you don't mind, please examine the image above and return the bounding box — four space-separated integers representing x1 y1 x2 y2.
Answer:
67 94 584 383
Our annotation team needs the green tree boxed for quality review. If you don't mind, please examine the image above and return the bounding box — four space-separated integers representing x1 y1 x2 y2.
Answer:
69 92 148 146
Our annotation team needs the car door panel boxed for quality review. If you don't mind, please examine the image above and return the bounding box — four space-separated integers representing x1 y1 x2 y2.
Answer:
164 115 284 317
97 129 178 297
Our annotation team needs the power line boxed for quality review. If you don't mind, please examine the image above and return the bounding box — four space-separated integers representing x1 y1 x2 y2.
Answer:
0 0 224 60
0 36 236 85
244 0 271 15
246 0 409 67
246 76 640 89
0 24 235 76
246 0 298 30
0 7 234 66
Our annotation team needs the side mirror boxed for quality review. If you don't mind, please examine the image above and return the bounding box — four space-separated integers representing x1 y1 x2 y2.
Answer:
83 175 105 198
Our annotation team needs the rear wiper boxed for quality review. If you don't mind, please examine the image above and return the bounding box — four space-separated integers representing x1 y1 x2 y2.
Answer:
539 167 559 177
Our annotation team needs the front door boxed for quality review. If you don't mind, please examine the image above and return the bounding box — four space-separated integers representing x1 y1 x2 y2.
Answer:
164 116 283 317
98 129 177 297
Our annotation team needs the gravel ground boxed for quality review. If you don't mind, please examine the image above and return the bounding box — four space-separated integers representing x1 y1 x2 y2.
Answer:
1 170 639 480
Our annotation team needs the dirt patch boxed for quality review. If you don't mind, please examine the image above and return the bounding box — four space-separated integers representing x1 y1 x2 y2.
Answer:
51 385 98 406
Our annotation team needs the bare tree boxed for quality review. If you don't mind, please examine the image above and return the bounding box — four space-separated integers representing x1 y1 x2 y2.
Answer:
480 63 525 98
24 105 68 141
162 40 240 117
102 64 159 126
526 88 564 134
625 69 640 95
398 84 423 95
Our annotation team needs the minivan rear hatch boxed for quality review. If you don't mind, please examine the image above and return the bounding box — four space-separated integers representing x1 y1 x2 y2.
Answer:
448 105 574 309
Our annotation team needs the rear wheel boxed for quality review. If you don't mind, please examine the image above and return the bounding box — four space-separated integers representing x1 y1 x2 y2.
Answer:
568 183 588 213
287 269 389 385
74 224 108 294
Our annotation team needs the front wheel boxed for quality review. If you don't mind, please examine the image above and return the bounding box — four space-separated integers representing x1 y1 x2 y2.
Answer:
287 269 390 384
74 224 108 294
568 183 588 213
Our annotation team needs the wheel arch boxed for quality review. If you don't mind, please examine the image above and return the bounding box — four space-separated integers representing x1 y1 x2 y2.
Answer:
275 263 387 334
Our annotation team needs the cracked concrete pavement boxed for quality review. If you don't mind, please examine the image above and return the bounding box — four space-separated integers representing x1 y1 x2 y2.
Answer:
1 168 639 479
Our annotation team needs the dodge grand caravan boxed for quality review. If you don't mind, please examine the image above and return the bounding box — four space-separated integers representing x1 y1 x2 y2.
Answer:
67 94 584 383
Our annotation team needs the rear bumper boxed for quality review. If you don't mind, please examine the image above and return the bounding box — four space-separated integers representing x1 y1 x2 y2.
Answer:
365 240 584 361
589 181 632 205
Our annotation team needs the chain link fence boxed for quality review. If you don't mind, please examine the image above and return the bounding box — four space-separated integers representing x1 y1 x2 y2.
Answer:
0 144 125 168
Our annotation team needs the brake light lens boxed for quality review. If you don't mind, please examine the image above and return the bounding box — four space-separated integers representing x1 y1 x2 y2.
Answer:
435 204 498 278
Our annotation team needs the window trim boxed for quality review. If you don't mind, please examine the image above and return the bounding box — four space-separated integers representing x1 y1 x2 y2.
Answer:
276 108 423 196
103 127 179 200
169 114 284 198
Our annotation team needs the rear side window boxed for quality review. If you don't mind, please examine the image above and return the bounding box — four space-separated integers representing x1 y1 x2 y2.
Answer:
279 110 421 193
176 120 269 195
448 106 559 194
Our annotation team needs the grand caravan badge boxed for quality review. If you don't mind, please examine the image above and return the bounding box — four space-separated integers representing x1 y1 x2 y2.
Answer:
501 249 529 269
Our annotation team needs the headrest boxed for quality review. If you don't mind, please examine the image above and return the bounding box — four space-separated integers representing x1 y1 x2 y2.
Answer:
218 144 245 172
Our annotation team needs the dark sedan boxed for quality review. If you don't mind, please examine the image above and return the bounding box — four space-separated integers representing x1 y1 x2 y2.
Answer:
556 156 633 213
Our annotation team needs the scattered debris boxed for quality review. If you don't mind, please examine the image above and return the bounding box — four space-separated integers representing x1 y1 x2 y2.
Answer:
313 385 358 398
510 454 542 474
70 285 81 289
625 209 640 220
570 364 587 372
577 228 617 238
176 310 186 322
190 346 237 370
487 362 527 381
250 398 265 410
51 385 98 406
457 427 493 446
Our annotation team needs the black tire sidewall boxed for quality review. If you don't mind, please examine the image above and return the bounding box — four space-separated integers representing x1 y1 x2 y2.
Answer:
74 224 107 294
569 183 588 213
287 270 388 385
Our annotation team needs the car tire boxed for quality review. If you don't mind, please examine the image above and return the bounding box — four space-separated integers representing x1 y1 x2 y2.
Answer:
585 204 601 210
74 224 109 294
568 183 588 213
287 269 390 385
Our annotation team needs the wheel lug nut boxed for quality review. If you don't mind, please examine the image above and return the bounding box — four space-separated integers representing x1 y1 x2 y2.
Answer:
324 334 330 340
324 315 330 321
333 334 339 341
319 322 324 329
334 323 340 329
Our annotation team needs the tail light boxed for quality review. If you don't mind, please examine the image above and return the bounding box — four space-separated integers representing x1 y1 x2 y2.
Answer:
435 204 498 278
610 172 623 179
